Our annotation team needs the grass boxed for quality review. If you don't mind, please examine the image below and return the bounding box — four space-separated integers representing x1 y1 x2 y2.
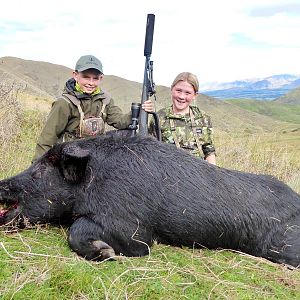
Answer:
1 227 300 299
225 99 300 125
0 84 47 177
1 97 300 299
0 109 46 178
215 130 300 193
18 92 52 113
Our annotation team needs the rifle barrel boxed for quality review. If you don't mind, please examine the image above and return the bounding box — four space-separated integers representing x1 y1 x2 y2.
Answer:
144 14 155 57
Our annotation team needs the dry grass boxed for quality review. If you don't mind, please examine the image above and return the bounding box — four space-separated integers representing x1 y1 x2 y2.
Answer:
18 92 53 113
0 82 23 145
216 130 300 193
0 82 46 177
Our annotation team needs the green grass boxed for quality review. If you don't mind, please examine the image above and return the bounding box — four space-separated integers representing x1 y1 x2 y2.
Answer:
225 99 300 125
1 228 300 299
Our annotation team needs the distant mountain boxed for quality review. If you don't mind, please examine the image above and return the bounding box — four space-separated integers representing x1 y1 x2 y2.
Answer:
201 74 300 100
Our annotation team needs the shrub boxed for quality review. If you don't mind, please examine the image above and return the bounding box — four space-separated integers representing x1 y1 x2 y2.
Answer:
0 82 23 146
0 82 45 177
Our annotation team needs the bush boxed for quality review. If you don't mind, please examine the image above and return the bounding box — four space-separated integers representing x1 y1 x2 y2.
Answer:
0 83 45 177
0 82 23 145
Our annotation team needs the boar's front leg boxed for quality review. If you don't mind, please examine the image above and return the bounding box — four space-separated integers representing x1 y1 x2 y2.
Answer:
68 217 116 261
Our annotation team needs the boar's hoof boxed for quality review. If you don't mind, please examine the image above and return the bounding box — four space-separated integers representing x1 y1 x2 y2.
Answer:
92 240 116 260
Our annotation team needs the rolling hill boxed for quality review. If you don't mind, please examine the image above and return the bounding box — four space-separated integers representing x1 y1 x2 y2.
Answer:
225 99 300 126
274 86 300 105
0 56 70 98
0 56 298 135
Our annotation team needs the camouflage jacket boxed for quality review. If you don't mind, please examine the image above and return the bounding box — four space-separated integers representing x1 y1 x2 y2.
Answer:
33 78 131 161
150 105 216 158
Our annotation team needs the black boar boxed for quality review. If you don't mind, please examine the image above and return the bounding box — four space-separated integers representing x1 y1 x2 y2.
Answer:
1 132 300 267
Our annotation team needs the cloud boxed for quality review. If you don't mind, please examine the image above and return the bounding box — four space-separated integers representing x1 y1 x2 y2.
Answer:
0 0 300 86
250 3 300 17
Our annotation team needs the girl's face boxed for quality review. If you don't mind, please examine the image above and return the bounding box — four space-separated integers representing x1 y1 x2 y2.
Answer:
171 81 196 114
73 69 103 94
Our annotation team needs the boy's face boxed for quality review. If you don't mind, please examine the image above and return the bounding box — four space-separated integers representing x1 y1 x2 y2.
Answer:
73 69 103 94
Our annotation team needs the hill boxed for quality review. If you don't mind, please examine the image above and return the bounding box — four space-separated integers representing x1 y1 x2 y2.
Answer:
274 86 300 105
0 56 298 135
0 56 70 98
225 99 300 126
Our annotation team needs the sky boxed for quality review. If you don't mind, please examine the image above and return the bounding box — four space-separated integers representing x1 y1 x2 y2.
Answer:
1 0 300 88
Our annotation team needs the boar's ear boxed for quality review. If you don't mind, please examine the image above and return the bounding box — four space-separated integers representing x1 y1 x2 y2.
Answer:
60 145 90 183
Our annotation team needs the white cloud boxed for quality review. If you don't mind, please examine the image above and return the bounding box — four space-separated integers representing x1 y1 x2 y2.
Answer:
0 0 300 87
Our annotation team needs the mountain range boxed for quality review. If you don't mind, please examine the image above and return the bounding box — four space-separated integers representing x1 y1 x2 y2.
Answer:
0 56 300 136
201 74 300 100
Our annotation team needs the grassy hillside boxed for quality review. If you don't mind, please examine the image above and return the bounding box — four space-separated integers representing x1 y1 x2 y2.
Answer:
0 56 71 98
225 99 300 127
275 86 300 105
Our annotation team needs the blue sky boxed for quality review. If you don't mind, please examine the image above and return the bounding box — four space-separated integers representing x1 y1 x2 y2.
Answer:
0 0 300 88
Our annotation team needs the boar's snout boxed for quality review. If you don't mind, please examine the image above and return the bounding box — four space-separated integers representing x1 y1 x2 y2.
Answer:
0 182 21 226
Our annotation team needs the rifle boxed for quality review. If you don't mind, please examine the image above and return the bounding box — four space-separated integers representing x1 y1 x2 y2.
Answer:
129 14 161 140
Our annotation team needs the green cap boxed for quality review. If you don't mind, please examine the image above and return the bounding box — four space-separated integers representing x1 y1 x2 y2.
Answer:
75 55 103 73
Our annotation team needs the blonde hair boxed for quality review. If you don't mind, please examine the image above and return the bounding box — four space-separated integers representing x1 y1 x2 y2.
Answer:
171 72 199 93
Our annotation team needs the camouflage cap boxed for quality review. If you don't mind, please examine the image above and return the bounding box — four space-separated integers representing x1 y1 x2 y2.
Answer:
75 55 103 74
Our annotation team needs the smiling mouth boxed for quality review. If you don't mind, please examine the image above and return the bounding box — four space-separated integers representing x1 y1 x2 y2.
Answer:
176 99 186 104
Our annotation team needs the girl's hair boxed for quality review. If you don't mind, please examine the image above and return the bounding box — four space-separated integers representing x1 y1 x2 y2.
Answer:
171 72 199 93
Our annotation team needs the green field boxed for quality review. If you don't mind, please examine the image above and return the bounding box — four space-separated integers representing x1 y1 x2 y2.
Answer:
1 227 299 300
